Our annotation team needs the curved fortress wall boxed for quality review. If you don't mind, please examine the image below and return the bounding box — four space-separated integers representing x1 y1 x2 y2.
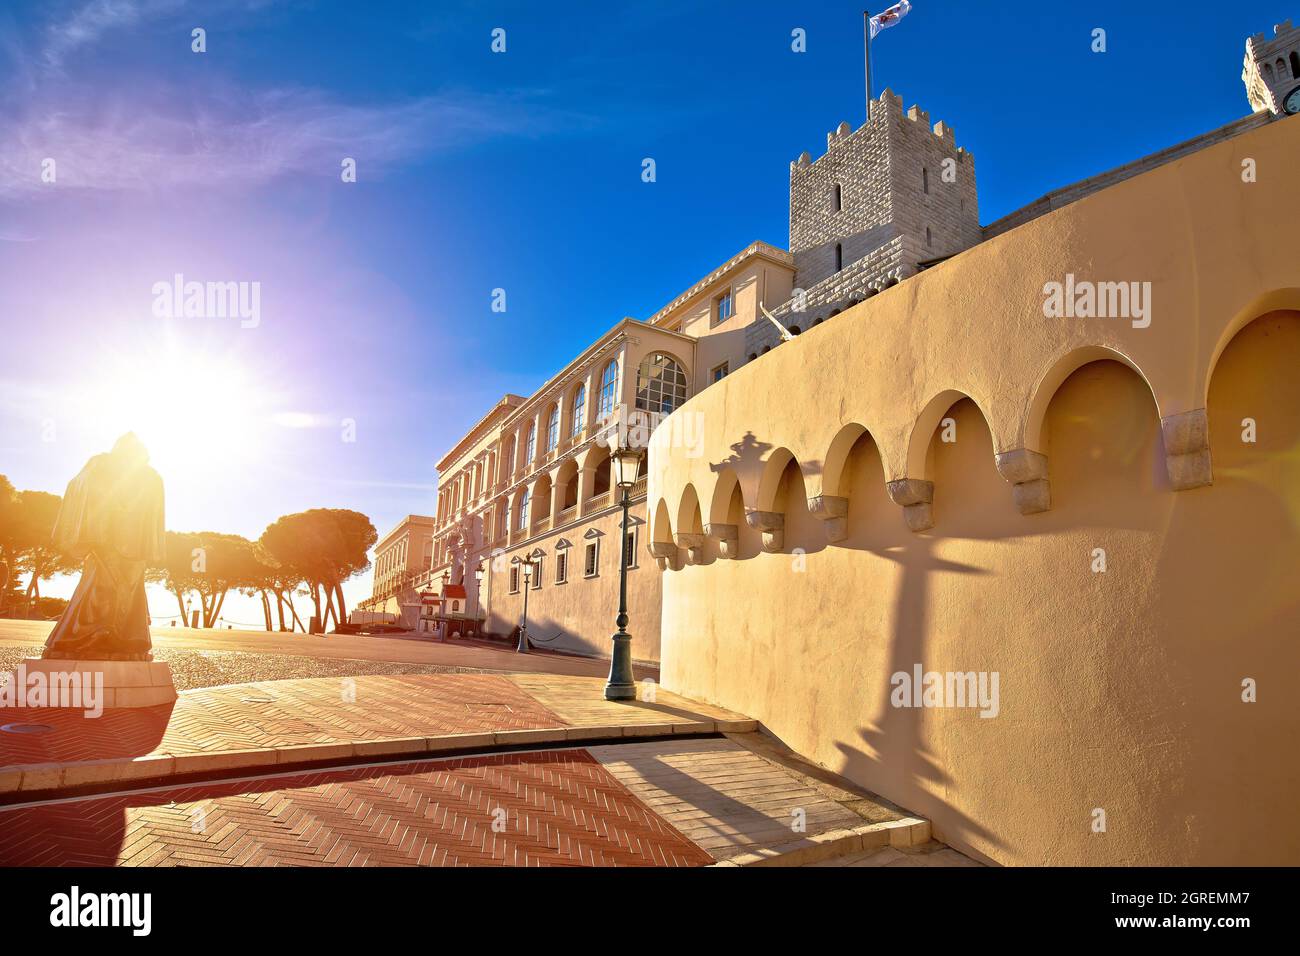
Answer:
647 115 1300 866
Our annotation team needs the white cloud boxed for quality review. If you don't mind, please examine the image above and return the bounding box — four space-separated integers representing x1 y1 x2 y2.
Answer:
0 83 577 195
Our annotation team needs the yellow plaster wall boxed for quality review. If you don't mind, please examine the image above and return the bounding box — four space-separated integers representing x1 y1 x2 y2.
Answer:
648 114 1300 865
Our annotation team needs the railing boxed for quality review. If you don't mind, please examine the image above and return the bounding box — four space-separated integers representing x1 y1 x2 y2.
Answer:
533 515 553 535
586 491 611 510
630 476 648 499
557 504 577 525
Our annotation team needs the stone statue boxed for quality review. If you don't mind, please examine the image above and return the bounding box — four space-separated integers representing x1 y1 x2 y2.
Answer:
42 433 165 661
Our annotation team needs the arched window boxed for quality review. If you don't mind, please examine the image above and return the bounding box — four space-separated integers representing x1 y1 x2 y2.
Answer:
1264 61 1275 80
834 243 843 271
832 183 842 211
524 423 536 465
1278 57 1289 77
517 488 530 531
597 359 619 420
635 352 689 415
502 436 515 476
922 167 929 194
1291 51 1300 78
570 384 586 437
546 404 560 452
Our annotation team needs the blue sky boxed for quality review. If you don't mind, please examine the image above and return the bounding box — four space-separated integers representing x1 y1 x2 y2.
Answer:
0 0 1292 617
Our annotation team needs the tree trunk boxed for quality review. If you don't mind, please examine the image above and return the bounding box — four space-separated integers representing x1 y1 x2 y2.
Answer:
334 583 348 626
274 591 287 631
172 588 188 626
213 589 228 625
261 591 273 632
287 592 306 632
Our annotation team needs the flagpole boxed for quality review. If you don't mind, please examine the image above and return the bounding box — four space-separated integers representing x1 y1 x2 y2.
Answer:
863 10 873 122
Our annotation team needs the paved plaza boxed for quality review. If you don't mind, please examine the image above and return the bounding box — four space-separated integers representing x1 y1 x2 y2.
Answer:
0 620 973 868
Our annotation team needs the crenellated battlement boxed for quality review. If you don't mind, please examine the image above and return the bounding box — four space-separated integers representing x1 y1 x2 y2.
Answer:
1243 18 1300 113
1247 18 1296 50
781 88 982 339
792 89 971 171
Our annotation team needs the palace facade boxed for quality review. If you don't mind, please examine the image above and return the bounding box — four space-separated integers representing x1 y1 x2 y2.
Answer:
362 19 1300 865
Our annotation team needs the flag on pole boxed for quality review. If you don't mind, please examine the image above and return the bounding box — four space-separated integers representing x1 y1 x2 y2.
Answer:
869 1 912 40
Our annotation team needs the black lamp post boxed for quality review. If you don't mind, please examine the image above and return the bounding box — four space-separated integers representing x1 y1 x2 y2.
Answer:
605 442 643 700
473 564 484 636
438 570 449 642
517 558 533 653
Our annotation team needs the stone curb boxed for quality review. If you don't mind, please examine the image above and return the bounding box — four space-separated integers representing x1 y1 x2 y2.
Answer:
0 718 758 799
707 817 932 867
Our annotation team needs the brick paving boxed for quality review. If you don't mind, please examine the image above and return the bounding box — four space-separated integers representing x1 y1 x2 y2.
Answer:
0 749 716 867
0 620 660 681
0 673 744 769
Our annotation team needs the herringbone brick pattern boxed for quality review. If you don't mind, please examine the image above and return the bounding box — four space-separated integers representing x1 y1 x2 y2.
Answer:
0 749 714 867
0 674 566 766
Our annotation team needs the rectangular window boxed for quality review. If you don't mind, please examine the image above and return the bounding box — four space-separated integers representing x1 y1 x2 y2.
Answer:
833 183 842 211
624 527 639 570
556 551 568 584
714 290 733 326
531 558 543 589
584 541 599 577
509 566 519 593
711 362 729 383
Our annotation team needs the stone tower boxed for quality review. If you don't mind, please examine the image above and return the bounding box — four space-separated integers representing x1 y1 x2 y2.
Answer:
747 89 981 356
1243 19 1300 114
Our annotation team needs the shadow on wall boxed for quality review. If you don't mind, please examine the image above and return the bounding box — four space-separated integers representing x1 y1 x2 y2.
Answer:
657 308 1300 863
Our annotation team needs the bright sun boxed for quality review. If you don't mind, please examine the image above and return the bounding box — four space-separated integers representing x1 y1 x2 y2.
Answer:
81 342 272 495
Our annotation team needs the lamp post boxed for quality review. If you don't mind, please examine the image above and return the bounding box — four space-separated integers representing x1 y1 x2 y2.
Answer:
473 564 484 637
605 442 644 700
517 559 533 653
438 570 450 642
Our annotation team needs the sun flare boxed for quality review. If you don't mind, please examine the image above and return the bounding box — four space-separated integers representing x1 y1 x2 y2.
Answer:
78 343 272 497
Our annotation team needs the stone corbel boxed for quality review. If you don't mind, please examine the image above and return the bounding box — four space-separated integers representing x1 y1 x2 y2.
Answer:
704 522 739 559
648 540 678 571
675 532 707 564
994 448 1051 515
806 495 849 542
1161 409 1213 491
885 479 934 532
745 511 785 553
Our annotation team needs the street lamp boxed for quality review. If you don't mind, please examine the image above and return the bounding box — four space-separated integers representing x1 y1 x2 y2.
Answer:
438 570 450 642
517 558 534 653
605 440 644 700
473 564 484 637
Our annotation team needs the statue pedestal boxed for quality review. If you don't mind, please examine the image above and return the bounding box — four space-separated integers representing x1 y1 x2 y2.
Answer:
12 658 177 709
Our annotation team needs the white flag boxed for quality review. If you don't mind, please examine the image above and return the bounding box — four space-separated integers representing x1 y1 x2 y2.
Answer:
869 1 912 40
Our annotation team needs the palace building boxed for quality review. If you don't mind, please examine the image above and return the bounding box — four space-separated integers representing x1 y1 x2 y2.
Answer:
364 19 1300 865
